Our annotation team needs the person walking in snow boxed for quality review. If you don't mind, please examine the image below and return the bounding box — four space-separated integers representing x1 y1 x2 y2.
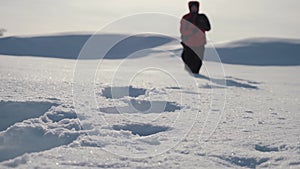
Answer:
180 1 211 74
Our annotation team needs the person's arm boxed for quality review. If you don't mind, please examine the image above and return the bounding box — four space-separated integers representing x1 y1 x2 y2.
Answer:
198 14 211 31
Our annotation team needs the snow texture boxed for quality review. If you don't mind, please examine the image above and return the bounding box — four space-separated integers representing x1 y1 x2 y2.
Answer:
0 33 299 168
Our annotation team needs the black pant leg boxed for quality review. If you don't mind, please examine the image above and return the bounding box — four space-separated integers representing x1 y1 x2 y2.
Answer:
181 43 202 74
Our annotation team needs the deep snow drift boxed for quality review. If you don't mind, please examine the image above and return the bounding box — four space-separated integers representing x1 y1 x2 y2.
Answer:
0 34 299 168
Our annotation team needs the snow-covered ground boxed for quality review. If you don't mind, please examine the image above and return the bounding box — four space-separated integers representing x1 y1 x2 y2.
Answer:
0 34 299 168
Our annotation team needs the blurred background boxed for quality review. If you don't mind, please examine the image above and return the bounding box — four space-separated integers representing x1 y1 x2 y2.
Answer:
1 0 300 42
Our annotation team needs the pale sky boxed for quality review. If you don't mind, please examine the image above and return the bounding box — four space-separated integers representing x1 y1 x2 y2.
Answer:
1 0 299 42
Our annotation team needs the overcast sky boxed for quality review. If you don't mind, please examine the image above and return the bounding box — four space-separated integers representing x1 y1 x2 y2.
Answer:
1 0 299 42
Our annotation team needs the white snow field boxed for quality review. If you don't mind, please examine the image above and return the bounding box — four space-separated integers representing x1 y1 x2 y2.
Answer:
0 34 299 169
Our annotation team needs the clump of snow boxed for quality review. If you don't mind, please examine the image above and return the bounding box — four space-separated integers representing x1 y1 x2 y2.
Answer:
0 101 57 132
0 103 81 162
2 154 29 168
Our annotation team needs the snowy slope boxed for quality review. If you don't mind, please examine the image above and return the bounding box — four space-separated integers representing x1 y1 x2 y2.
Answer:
1 34 300 65
213 38 300 66
0 34 174 59
0 34 299 169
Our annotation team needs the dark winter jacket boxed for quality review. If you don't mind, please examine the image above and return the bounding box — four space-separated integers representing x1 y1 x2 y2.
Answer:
180 1 211 47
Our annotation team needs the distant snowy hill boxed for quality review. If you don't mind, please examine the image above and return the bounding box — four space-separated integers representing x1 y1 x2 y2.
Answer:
214 38 300 66
0 34 174 59
0 34 300 66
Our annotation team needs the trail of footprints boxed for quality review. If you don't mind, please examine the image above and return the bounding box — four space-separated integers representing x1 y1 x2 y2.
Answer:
100 86 182 136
